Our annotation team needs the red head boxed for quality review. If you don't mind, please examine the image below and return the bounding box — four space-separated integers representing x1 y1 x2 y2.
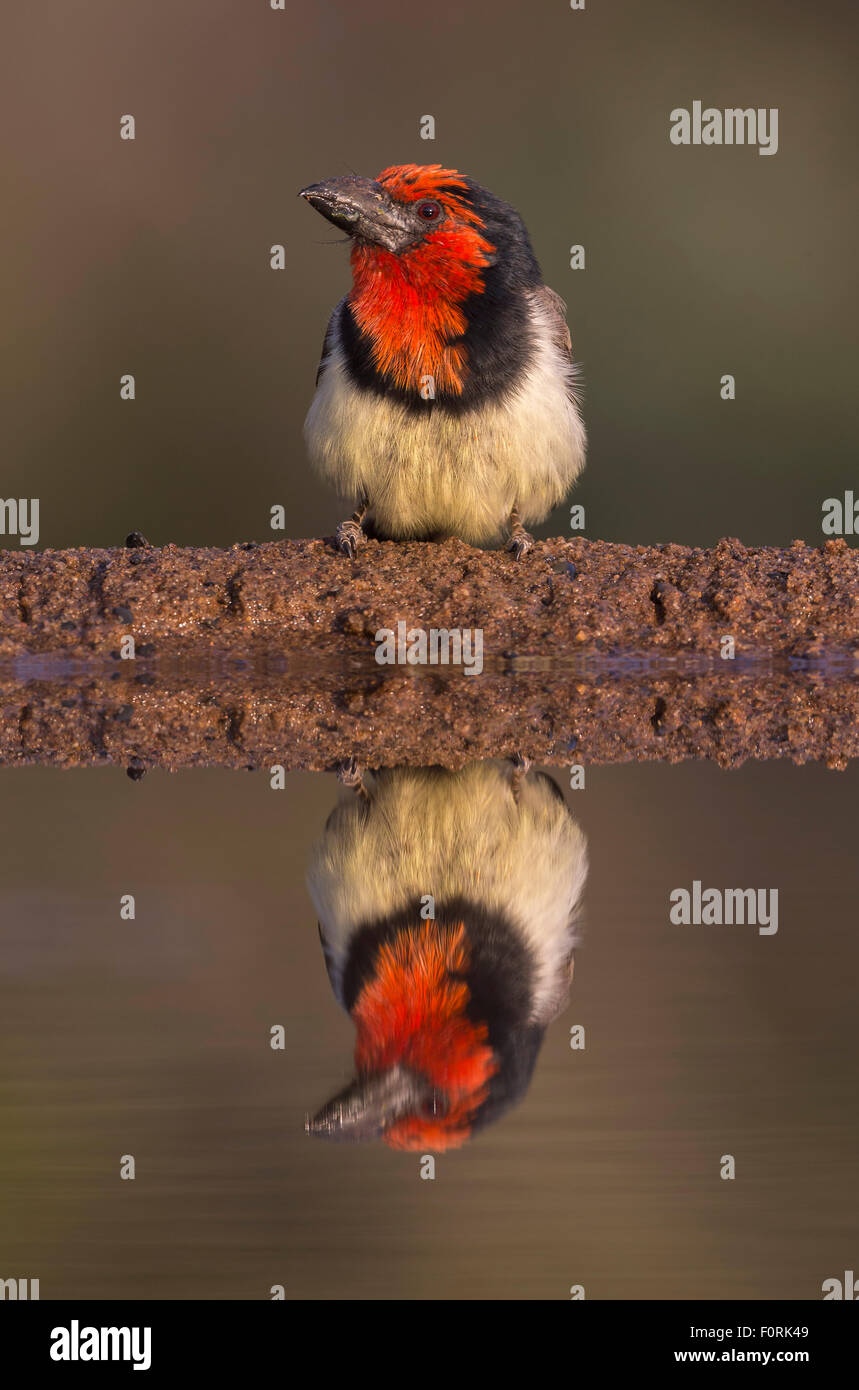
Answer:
300 164 541 397
307 921 498 1151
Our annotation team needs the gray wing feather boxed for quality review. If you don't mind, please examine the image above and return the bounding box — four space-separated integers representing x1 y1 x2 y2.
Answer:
317 921 341 997
315 298 346 386
533 283 573 360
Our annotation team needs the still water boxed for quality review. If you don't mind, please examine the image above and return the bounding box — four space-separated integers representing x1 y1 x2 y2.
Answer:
1 750 856 1301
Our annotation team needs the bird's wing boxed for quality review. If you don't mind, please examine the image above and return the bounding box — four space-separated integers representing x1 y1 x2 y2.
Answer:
314 297 346 386
532 284 573 360
317 921 341 995
541 951 576 1024
527 768 584 1025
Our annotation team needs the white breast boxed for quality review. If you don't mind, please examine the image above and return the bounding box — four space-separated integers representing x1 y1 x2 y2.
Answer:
306 763 588 1023
303 297 586 544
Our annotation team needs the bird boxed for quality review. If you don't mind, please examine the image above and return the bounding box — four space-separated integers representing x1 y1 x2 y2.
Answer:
305 761 588 1150
299 164 586 557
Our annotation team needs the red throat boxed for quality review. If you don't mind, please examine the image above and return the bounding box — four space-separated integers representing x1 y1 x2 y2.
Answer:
348 164 495 395
352 921 497 1151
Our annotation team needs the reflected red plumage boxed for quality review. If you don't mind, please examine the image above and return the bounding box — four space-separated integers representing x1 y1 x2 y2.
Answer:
352 921 497 1151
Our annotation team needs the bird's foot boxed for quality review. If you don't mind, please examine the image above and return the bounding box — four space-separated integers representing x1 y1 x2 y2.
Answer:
510 752 532 802
335 518 367 557
336 758 370 800
505 518 534 560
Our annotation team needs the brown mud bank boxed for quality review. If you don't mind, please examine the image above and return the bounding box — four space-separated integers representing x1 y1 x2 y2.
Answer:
0 535 856 770
1 534 857 659
1 659 857 772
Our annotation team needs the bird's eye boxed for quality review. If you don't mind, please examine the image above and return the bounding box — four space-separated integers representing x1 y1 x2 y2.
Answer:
421 1091 447 1118
417 200 441 222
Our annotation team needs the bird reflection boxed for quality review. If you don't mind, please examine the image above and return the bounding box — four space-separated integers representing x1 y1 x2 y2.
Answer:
305 760 588 1150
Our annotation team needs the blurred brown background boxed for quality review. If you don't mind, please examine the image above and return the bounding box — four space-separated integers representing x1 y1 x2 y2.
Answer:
0 0 857 551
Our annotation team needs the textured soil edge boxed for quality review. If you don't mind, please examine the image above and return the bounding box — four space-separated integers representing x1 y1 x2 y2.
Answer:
2 535 856 769
2 666 856 771
1 534 858 659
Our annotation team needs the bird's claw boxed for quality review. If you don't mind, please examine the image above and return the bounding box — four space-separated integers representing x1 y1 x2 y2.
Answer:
337 757 362 786
335 519 367 557
510 752 532 802
336 758 370 799
506 528 534 560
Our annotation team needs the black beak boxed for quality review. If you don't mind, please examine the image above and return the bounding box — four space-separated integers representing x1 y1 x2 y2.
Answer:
299 177 367 232
305 1063 432 1143
299 175 417 252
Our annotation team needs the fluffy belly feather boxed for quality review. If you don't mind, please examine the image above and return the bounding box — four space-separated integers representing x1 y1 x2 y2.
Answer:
306 763 588 1023
304 316 586 544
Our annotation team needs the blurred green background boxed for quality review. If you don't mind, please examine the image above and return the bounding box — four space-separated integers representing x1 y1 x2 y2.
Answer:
1 0 856 551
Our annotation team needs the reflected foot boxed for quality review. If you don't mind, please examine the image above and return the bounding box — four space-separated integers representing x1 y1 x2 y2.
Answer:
510 752 532 802
337 757 370 800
